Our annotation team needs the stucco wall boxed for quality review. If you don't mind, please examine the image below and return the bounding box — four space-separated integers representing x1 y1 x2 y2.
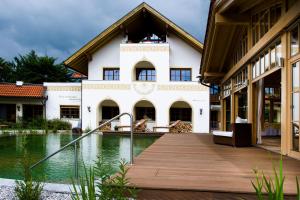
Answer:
44 82 81 128
45 33 209 132
167 33 201 82
88 35 123 80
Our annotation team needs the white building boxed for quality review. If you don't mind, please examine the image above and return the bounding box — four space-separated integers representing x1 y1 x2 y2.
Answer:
0 3 209 133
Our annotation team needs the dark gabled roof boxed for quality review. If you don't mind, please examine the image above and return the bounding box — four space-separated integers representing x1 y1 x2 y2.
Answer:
64 2 203 75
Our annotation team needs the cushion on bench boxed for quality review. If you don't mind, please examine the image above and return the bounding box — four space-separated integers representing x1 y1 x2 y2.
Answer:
212 131 233 137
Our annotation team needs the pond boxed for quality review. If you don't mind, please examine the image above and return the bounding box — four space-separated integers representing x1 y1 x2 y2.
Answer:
0 133 158 183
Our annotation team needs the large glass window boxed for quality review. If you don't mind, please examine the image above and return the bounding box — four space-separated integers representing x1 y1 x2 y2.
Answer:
23 105 43 121
60 106 80 119
291 25 299 57
136 69 156 81
103 68 119 80
170 69 191 81
0 104 16 122
292 61 300 151
233 66 248 91
252 41 281 79
225 97 231 131
237 88 248 119
251 4 281 46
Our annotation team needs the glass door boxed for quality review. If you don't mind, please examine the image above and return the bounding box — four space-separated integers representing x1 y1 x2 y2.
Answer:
291 61 300 151
225 97 231 131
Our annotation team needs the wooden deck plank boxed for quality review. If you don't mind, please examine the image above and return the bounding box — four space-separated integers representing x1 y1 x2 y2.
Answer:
127 134 300 195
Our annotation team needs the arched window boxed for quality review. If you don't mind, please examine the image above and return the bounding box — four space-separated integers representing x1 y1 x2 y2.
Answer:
134 61 156 81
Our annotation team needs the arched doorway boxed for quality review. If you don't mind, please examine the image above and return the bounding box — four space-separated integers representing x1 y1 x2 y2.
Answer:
133 61 156 81
98 99 120 131
169 101 192 130
134 100 156 131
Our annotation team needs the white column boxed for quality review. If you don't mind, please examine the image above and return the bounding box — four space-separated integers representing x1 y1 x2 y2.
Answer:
155 102 169 132
16 103 23 122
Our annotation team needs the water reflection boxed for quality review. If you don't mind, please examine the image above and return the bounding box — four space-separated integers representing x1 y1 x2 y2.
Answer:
0 134 157 183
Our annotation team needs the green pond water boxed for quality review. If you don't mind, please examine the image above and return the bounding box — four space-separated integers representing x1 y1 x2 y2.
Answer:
0 134 158 183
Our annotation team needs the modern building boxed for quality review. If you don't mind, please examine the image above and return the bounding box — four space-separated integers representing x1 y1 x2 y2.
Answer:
201 0 300 158
0 3 209 133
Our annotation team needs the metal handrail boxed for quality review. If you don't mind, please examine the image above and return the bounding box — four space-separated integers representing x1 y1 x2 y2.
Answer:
30 112 133 178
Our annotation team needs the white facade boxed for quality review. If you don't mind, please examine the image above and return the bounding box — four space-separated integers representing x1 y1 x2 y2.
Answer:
44 33 209 133
44 82 81 128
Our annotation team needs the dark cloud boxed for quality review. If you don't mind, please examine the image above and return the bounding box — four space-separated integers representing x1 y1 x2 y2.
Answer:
0 0 210 62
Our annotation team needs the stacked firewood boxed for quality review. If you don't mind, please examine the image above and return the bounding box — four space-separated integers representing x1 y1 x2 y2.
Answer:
99 123 111 131
170 121 192 133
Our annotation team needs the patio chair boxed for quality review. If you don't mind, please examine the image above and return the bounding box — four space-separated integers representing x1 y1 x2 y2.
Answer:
116 119 148 132
152 120 181 132
213 123 252 147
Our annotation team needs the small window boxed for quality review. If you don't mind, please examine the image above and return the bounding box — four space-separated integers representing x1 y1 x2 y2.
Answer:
60 106 80 119
170 69 192 81
291 25 299 57
103 68 120 80
210 84 220 95
136 69 156 81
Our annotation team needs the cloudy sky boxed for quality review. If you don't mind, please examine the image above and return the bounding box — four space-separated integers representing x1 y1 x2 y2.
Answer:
0 0 210 62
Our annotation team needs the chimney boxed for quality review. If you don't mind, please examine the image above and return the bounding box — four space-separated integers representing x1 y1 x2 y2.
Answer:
16 81 24 86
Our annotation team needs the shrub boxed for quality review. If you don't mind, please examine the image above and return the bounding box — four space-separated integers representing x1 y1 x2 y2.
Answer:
71 156 137 200
15 136 44 200
47 119 71 131
84 126 92 133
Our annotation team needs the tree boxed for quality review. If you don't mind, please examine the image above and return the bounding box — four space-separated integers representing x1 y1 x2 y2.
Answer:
0 57 15 82
12 50 71 84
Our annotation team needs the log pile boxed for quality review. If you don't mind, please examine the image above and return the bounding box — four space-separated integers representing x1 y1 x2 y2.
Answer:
170 121 192 133
99 122 111 131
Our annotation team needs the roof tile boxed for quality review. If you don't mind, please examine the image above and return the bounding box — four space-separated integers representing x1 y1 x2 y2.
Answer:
0 83 45 98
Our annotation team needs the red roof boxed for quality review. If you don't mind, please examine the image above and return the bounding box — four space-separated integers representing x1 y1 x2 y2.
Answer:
71 72 87 79
0 83 45 98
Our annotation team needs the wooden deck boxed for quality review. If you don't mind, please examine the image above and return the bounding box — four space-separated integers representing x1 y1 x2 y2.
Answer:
127 134 300 197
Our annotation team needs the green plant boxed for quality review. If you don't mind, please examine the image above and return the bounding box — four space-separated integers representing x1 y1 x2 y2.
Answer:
47 119 71 131
15 136 44 200
84 126 92 133
71 165 96 200
71 156 137 200
251 156 291 200
106 159 138 200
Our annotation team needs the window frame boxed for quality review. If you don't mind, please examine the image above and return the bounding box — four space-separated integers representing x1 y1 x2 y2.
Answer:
135 68 156 81
60 105 80 119
170 68 192 82
290 23 300 58
103 68 120 81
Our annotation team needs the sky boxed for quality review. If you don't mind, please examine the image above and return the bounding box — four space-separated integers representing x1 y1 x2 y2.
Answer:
0 0 210 63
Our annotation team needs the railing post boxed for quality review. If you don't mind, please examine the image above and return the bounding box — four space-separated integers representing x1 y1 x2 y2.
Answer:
74 142 78 179
130 114 134 165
